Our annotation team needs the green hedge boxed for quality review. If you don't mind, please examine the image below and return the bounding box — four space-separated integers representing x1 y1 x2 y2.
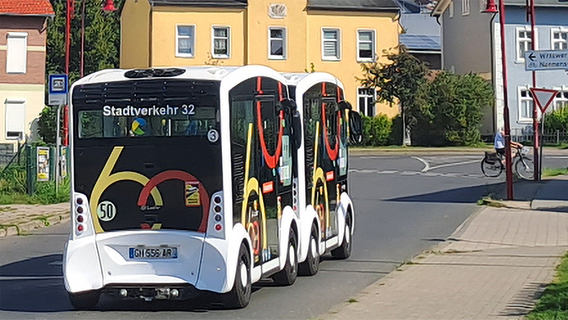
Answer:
361 114 393 146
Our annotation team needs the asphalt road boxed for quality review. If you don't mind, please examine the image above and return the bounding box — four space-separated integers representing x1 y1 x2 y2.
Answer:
0 152 565 319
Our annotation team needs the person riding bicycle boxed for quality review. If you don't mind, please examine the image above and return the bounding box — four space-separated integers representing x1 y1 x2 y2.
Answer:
494 127 523 163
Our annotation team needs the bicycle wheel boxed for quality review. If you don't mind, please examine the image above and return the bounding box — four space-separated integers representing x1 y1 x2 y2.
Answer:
481 158 503 177
515 157 534 180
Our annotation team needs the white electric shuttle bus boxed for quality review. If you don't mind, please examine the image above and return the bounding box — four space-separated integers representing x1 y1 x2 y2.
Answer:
283 72 362 276
64 65 307 309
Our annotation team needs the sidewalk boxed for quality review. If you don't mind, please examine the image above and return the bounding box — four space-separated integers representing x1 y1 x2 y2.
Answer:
322 175 568 319
0 203 69 237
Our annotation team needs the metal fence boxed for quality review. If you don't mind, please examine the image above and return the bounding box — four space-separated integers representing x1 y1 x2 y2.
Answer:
0 144 69 195
510 128 568 145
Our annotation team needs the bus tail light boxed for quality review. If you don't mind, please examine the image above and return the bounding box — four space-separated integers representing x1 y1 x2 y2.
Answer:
73 193 94 238
207 191 225 239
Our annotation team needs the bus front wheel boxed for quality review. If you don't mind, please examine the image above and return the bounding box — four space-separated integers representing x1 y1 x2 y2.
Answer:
272 229 298 285
68 289 100 310
331 216 352 259
299 224 319 276
225 243 252 309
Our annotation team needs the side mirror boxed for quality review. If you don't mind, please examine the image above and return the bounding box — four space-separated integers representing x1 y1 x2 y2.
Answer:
338 101 353 111
279 99 297 113
349 111 363 144
292 110 302 149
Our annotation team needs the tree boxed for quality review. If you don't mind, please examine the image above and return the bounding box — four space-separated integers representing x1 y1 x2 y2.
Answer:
37 106 60 144
40 0 124 143
417 72 494 146
358 47 429 145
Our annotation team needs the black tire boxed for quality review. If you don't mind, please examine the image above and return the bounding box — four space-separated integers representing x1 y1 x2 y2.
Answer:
481 158 503 178
225 243 252 309
331 217 352 259
299 224 320 276
515 157 534 180
272 229 298 286
68 290 100 310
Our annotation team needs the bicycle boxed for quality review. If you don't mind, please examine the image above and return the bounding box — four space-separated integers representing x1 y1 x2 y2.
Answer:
481 146 534 180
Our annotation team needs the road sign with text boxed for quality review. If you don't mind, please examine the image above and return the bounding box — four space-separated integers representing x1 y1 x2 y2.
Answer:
530 88 558 113
525 50 568 71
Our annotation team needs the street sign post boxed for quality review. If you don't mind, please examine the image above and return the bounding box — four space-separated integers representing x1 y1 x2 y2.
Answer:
525 50 568 71
48 74 68 193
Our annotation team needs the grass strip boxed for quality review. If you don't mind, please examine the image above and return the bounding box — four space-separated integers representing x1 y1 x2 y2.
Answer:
527 252 568 320
542 167 568 177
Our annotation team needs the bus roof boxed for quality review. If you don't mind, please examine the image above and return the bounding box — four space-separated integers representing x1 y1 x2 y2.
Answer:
72 65 288 88
281 72 345 90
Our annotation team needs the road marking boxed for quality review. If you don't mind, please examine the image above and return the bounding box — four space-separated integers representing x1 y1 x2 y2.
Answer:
428 159 480 171
412 156 430 173
548 156 568 159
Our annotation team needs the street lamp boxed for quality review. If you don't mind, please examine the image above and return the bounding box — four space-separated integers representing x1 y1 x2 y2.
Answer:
483 0 514 199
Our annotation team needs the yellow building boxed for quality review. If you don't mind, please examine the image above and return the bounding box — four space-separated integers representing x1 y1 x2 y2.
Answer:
121 0 401 117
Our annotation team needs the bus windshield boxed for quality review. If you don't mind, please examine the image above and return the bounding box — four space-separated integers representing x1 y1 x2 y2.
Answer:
72 79 220 140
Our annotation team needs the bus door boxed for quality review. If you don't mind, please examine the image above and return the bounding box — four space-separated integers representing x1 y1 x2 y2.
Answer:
230 77 294 272
304 82 346 243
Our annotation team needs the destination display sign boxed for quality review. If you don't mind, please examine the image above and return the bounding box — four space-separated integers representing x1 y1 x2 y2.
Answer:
525 50 568 71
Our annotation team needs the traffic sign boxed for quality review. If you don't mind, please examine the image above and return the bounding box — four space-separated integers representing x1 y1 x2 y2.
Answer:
525 50 568 71
48 74 68 106
530 88 558 113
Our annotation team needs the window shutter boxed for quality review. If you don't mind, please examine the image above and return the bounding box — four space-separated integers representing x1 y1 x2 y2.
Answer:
6 33 27 73
5 100 25 139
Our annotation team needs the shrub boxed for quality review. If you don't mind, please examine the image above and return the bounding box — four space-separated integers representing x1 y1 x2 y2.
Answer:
544 106 568 132
362 114 393 146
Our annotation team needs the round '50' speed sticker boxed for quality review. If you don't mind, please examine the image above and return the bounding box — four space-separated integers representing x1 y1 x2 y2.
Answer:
97 201 116 221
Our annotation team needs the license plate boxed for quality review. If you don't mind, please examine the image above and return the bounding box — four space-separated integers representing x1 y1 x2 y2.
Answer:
129 247 178 259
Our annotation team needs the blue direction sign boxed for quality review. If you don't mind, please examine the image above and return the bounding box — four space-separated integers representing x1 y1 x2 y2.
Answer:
48 74 68 105
525 50 568 71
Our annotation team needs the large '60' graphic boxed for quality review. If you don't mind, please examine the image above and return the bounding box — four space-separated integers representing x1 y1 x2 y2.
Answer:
89 146 210 233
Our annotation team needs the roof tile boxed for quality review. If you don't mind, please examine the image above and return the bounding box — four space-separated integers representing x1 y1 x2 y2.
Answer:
0 0 55 16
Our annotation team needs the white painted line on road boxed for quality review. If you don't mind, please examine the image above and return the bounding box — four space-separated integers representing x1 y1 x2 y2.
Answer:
401 171 421 175
379 170 399 174
428 159 480 171
548 156 568 159
412 156 430 173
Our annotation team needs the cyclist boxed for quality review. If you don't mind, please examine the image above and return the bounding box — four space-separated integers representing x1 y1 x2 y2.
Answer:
494 127 523 163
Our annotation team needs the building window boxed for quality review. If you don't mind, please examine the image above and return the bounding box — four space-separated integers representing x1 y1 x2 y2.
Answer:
357 30 375 61
6 32 27 74
212 27 230 58
552 29 568 50
518 87 533 123
322 29 340 60
176 25 195 57
269 27 286 59
462 0 470 15
516 27 533 61
5 100 25 140
553 89 568 111
358 88 375 117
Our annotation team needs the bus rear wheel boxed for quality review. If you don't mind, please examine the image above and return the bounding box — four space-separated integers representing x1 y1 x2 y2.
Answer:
272 229 298 286
225 243 252 309
68 289 101 310
331 216 352 259
299 224 319 276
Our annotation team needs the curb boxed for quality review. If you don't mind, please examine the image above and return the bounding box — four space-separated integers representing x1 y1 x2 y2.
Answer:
0 210 70 237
